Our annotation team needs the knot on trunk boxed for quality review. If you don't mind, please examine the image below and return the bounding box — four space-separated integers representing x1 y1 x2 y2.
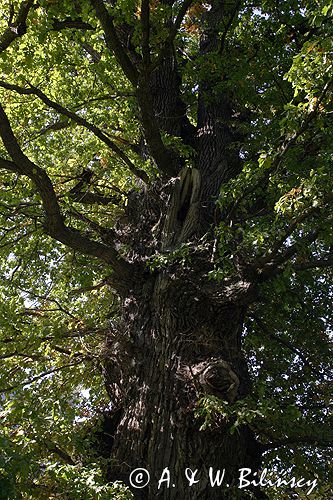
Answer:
192 359 239 403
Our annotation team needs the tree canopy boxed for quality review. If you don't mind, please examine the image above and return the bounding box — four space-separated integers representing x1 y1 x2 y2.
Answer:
0 0 332 498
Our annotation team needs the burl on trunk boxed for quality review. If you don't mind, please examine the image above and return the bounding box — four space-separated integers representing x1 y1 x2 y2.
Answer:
98 175 264 499
96 1 265 498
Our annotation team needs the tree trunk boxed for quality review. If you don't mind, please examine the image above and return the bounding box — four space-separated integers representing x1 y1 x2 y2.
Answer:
96 3 265 497
100 242 264 499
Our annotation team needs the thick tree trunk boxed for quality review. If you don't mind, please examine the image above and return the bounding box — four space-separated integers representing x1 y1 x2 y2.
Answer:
99 258 264 499
95 3 265 497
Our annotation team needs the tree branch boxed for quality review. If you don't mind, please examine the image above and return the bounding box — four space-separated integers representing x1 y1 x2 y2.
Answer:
0 352 42 361
69 189 121 206
219 0 242 53
89 0 139 86
68 277 111 295
225 78 333 224
44 441 76 465
0 361 83 393
35 118 71 136
91 1 182 176
0 0 34 54
294 256 333 271
52 17 95 31
69 170 122 206
141 0 151 66
81 41 102 62
152 0 194 69
14 284 78 319
0 80 149 183
136 74 179 176
0 104 132 282
256 214 333 281
260 205 320 266
256 192 333 273
262 434 333 452
275 227 332 276
259 78 333 179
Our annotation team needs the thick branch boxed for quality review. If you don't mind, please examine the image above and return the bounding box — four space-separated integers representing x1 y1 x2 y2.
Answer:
52 17 95 31
294 256 333 271
44 441 76 465
90 0 139 86
173 0 195 33
70 189 121 206
69 171 122 205
90 2 186 176
219 0 242 53
0 0 34 54
81 42 102 62
141 0 151 66
0 80 149 183
0 104 132 280
152 0 194 69
136 77 179 176
37 118 71 135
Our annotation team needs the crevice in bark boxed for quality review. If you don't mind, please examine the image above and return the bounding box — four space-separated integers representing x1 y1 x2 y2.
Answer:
89 2 264 496
162 167 201 250
98 256 262 498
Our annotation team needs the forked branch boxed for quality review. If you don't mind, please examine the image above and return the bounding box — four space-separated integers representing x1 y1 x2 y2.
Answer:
0 104 132 282
0 0 34 53
0 80 149 183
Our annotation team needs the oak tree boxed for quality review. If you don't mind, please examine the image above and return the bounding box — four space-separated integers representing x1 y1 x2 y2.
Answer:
0 0 332 498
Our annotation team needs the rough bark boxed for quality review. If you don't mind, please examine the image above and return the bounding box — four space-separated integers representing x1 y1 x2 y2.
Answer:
0 1 267 497
92 2 267 498
98 173 264 500
100 262 263 498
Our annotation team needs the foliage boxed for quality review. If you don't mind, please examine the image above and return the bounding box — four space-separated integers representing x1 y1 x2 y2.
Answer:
0 0 332 498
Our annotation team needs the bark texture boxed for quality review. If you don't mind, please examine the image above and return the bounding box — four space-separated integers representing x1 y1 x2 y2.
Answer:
99 244 267 498
91 2 268 498
101 260 263 499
